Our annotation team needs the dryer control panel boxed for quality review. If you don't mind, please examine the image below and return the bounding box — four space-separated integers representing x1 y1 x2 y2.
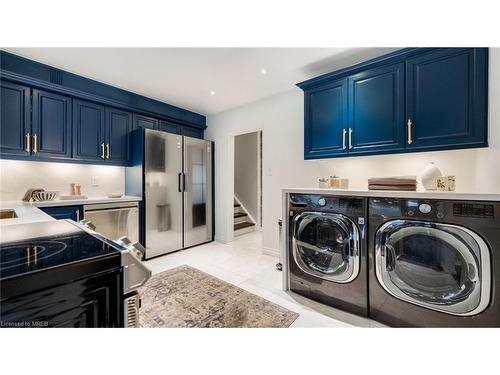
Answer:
398 200 446 220
371 198 496 222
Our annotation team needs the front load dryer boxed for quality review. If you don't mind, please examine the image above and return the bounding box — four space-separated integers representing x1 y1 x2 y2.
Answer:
368 197 500 327
287 193 368 317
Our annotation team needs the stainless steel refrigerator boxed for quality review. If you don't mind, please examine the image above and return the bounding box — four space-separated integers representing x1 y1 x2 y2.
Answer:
126 128 213 259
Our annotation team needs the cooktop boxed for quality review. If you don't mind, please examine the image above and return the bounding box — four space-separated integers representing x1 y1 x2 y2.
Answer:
0 220 120 280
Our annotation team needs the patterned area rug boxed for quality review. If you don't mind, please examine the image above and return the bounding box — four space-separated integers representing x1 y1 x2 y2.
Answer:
138 265 299 328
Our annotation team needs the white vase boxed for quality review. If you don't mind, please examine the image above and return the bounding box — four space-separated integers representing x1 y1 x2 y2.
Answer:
421 162 442 190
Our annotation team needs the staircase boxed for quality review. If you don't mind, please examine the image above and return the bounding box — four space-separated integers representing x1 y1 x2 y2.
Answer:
233 201 255 236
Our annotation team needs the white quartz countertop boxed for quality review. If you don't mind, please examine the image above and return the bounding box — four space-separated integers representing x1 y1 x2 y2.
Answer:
31 195 142 207
282 188 500 201
0 196 142 226
0 201 55 226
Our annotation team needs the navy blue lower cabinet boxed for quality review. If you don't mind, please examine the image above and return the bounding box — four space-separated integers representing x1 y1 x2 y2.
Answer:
304 78 348 159
133 114 158 130
159 120 180 134
39 205 83 221
181 126 204 139
73 100 106 162
0 80 31 158
106 107 132 165
406 48 488 151
348 63 405 155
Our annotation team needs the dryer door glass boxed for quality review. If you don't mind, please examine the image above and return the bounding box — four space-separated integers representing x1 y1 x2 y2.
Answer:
292 212 360 283
375 220 491 316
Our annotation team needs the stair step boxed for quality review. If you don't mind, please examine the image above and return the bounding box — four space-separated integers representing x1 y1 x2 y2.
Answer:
234 212 247 218
234 222 255 231
234 203 241 207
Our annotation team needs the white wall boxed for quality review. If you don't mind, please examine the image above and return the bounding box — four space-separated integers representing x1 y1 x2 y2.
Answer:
206 48 500 254
234 132 258 221
0 160 125 201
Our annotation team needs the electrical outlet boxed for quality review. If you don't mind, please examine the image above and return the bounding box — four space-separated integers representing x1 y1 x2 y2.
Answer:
91 176 98 187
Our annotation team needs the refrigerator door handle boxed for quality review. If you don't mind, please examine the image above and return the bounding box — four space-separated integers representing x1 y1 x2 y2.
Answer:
178 173 182 192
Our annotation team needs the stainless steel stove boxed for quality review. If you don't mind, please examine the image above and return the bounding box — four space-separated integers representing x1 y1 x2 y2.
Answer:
0 220 151 328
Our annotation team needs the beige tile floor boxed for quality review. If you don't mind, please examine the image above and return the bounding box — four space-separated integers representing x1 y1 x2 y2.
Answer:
144 231 385 327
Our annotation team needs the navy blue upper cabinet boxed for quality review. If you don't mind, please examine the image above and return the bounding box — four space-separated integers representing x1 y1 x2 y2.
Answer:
159 120 180 134
73 101 131 165
348 63 405 154
304 78 348 159
406 48 488 151
0 80 31 157
298 48 488 159
73 100 106 162
1 51 207 165
106 107 132 164
181 126 204 139
32 89 72 159
133 114 158 130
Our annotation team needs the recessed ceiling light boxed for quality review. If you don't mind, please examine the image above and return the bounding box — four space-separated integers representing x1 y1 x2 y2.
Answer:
210 90 215 96
260 68 267 75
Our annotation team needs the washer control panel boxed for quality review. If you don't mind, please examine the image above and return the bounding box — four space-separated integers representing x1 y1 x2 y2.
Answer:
289 194 365 215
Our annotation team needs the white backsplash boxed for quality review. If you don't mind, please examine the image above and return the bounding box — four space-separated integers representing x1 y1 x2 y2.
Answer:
0 160 125 201
314 148 485 192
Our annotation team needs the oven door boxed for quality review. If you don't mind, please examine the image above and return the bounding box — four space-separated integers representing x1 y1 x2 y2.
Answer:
292 212 360 283
375 219 491 316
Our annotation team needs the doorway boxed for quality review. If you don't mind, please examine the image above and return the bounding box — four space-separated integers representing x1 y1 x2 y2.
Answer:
233 130 262 237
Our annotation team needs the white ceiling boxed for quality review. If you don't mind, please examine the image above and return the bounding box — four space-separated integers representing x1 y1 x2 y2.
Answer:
4 47 398 115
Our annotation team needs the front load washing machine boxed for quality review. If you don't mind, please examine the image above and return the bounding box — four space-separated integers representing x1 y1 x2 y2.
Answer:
368 197 500 327
287 193 368 317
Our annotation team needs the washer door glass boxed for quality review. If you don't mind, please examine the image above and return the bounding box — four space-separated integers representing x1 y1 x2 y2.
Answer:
292 212 360 283
375 220 491 316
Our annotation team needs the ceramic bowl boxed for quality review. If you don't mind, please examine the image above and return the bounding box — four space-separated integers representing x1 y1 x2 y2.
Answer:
33 190 59 201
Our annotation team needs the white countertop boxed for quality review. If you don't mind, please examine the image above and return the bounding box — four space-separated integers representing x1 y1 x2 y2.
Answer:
0 196 142 226
0 201 55 226
31 195 142 207
282 188 500 201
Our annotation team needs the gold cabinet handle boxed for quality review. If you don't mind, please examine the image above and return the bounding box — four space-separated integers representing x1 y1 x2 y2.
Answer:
25 133 31 153
342 129 347 150
407 118 413 144
348 128 353 149
32 134 38 153
106 143 110 159
101 143 105 159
